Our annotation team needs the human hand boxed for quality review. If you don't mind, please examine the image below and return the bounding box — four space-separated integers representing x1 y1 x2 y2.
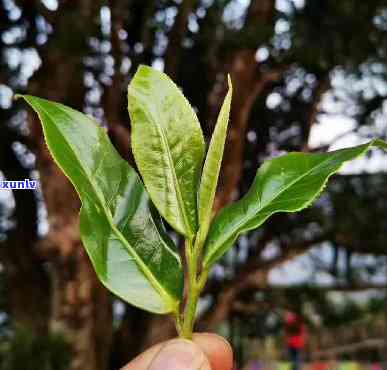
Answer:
121 333 234 370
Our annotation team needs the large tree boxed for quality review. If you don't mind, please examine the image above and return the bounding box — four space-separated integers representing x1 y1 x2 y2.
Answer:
1 0 387 369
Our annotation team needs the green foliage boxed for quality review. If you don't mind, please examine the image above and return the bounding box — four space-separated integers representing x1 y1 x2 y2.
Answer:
0 329 70 370
18 66 387 338
203 139 387 268
128 65 205 238
17 95 183 314
198 75 233 246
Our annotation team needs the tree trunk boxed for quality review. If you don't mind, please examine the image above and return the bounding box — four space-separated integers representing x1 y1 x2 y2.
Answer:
0 129 51 335
207 0 282 210
21 2 114 369
50 246 112 370
164 0 196 79
214 51 284 209
25 97 113 370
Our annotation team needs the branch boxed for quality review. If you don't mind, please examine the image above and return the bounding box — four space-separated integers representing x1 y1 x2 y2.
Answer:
164 0 196 79
314 339 385 358
214 57 288 210
232 281 387 317
244 0 275 30
199 235 327 329
241 282 387 294
309 128 359 153
302 75 330 152
103 2 133 162
204 0 283 210
238 233 329 286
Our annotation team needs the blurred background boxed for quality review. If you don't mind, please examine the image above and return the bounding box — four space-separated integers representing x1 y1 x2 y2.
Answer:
1 1 387 369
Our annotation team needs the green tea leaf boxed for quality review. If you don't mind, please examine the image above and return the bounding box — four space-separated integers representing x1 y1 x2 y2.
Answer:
198 76 232 242
128 65 205 238
203 140 387 268
18 95 183 314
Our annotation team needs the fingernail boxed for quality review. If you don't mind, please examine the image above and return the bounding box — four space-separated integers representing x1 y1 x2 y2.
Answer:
148 339 210 370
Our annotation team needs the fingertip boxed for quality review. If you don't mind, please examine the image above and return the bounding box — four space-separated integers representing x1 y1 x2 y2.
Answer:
120 342 163 370
193 333 234 370
122 338 211 370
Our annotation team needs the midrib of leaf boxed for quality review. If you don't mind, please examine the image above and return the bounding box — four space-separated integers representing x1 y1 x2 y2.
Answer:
206 147 368 260
33 99 178 311
151 100 194 237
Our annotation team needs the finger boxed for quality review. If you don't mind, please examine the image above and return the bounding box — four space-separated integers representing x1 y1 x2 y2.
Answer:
121 341 163 370
122 338 211 370
193 333 234 370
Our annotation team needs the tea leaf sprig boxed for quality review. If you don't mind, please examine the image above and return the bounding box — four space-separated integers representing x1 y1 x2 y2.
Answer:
17 65 387 339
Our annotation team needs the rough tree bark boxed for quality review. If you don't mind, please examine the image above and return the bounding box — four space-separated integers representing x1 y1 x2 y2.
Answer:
197 0 285 329
164 0 197 79
0 129 50 335
28 56 113 370
207 0 283 210
2 1 376 369
24 2 113 370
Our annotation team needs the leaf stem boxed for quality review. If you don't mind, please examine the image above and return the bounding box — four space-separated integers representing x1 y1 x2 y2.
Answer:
179 234 209 339
180 239 197 338
174 310 183 337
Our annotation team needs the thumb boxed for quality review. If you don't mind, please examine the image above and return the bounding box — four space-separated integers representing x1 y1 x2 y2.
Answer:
148 339 211 370
123 339 211 370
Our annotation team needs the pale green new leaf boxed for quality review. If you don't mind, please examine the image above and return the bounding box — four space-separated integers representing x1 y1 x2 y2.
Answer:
203 139 387 268
198 76 232 242
18 95 183 314
128 65 205 238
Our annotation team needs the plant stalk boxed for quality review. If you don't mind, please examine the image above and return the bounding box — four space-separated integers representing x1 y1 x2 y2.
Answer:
179 236 209 339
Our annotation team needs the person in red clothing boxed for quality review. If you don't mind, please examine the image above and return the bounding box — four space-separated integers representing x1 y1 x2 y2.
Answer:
284 311 307 370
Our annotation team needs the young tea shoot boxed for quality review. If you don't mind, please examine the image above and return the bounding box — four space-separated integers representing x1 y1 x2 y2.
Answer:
17 65 387 339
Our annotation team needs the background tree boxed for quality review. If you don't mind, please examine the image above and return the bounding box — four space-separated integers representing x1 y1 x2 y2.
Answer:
0 1 387 369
